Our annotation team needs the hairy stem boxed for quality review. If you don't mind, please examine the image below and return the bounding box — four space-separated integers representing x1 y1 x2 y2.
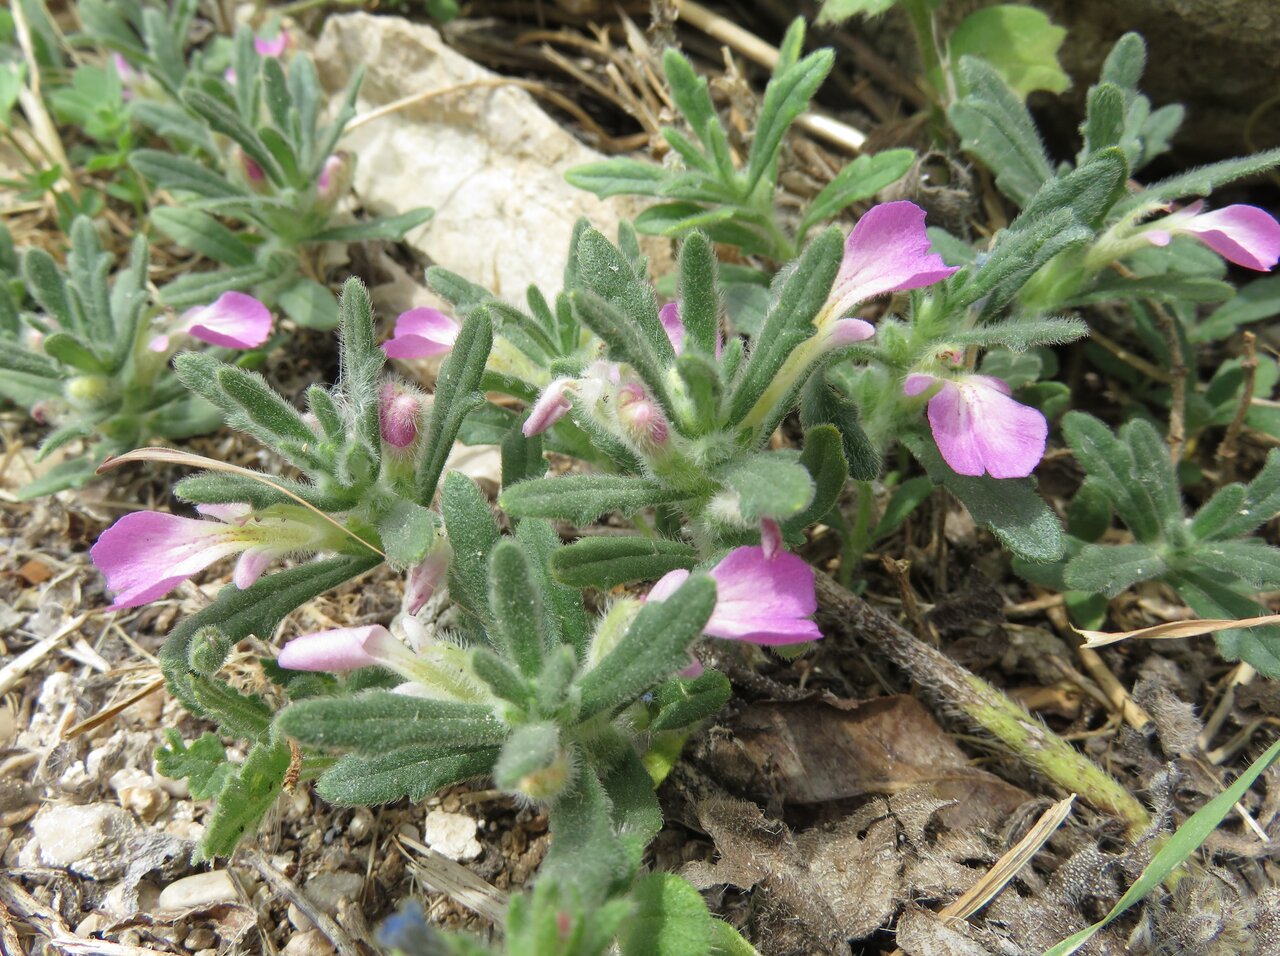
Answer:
815 571 1151 839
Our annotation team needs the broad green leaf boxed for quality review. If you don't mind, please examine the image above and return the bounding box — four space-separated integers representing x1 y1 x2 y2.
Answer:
817 0 897 26
376 500 438 570
720 451 815 522
948 56 1053 207
950 6 1069 98
565 158 668 198
904 432 1064 563
151 207 256 267
278 278 339 330
155 730 235 801
1191 275 1280 343
1063 542 1168 596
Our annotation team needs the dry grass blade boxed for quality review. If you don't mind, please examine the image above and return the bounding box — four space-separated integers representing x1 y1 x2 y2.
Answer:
1077 614 1280 648
97 447 385 558
0 613 90 696
939 795 1075 923
241 851 363 956
396 834 509 925
62 676 166 741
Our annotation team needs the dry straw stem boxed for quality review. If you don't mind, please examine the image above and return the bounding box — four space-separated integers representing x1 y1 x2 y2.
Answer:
814 572 1151 838
396 834 510 925
241 851 362 956
0 612 89 696
1077 613 1280 649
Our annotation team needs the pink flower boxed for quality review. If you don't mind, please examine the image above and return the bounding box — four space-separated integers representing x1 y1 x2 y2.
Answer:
648 546 821 645
1143 202 1280 272
91 504 321 610
523 377 575 437
382 308 462 359
658 302 723 358
254 32 288 57
237 149 267 191
904 373 1047 479
404 538 452 615
148 292 273 352
277 625 411 672
111 54 142 100
823 317 876 348
825 201 959 321
316 153 350 203
379 382 422 449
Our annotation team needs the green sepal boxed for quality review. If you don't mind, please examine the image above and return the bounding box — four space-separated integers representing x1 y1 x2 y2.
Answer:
552 536 698 589
276 692 506 752
493 722 561 793
376 499 439 570
903 431 1064 563
720 451 815 523
472 648 534 709
441 472 501 624
316 746 500 805
500 475 690 525
488 539 547 678
577 575 716 720
650 669 731 732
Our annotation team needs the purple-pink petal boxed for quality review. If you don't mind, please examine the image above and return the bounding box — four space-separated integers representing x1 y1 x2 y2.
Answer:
903 372 938 397
91 511 246 610
925 377 1047 479
405 539 452 615
829 201 959 316
379 383 421 448
760 517 783 559
706 546 820 645
254 33 287 57
523 378 575 437
659 302 685 356
277 625 400 672
1178 205 1280 272
180 292 272 349
825 318 876 348
382 308 461 359
234 549 272 590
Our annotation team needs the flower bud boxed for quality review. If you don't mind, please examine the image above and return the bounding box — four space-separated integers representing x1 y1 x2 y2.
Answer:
616 382 668 446
236 148 269 193
64 375 114 409
379 382 422 449
316 152 353 206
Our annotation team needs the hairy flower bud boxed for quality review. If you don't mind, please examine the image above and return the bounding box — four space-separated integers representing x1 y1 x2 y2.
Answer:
379 383 423 449
616 382 668 446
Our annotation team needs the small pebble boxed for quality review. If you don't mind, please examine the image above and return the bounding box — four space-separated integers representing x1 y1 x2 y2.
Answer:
158 870 240 911
110 768 169 822
282 929 338 956
185 928 216 950
347 808 374 841
424 808 481 862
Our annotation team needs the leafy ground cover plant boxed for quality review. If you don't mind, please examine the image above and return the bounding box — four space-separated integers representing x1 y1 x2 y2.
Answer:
0 217 275 496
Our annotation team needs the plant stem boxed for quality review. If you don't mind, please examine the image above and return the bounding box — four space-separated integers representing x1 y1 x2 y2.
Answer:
814 571 1151 838
839 481 875 589
900 0 948 117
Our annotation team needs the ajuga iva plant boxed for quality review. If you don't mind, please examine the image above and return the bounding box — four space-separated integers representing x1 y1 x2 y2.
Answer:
566 20 915 277
1015 413 1280 677
91 278 492 855
83 3 432 328
0 216 276 497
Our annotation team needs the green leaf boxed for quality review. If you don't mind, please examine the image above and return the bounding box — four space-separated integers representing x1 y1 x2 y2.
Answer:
488 539 547 677
151 207 256 267
947 317 1089 351
720 451 815 522
948 56 1053 207
1191 275 1280 343
788 424 849 531
1170 571 1280 677
799 374 882 482
1064 542 1168 596
949 6 1069 98
310 207 434 243
798 149 915 237
277 692 506 752
1043 735 1280 956
650 670 732 733
744 49 834 195
500 475 690 525
416 312 493 506
155 730 235 801
130 149 245 199
197 739 290 859
1061 412 1161 541
493 723 561 793
1079 82 1126 159
16 457 99 500
677 231 721 359
23 248 75 332
189 673 273 740
1123 148 1280 209
578 575 716 720
42 332 107 374
277 279 339 330
183 86 284 186
726 228 843 427
317 746 499 805
903 431 1064 563
552 536 698 589
159 554 380 718
515 518 589 657
874 476 934 540
1211 450 1280 540
1189 540 1280 592
663 48 717 144
1069 273 1233 308
441 472 501 624
816 0 898 25
565 158 668 198
617 873 714 956
158 261 278 310
214 363 318 446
